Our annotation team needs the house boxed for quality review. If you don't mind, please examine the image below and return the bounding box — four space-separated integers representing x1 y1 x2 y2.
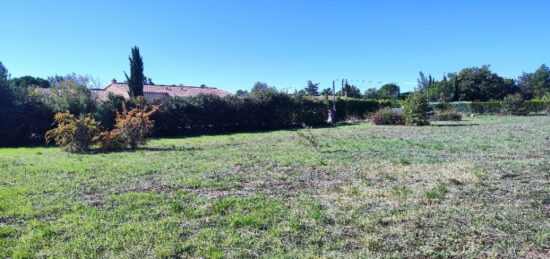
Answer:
90 80 231 102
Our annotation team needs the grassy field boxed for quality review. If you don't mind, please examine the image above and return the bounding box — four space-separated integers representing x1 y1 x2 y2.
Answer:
1 116 549 257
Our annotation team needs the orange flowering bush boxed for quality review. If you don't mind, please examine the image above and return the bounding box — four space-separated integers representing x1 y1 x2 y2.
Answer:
95 105 158 151
47 105 157 152
45 112 100 153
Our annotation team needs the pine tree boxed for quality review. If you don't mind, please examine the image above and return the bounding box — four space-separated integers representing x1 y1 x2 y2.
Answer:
124 46 145 98
403 92 431 126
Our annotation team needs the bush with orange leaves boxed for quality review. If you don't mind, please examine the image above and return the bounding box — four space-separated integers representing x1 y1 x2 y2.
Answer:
45 112 100 153
46 103 158 153
94 105 158 151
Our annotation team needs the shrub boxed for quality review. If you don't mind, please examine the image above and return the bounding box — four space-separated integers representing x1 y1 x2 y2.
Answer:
371 108 405 125
502 93 528 115
296 124 322 151
45 112 100 153
94 130 126 152
403 92 431 126
112 106 158 149
95 106 158 151
431 111 462 121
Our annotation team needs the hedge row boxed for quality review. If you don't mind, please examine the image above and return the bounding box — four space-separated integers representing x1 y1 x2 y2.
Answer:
431 100 550 114
0 90 391 146
153 94 389 136
332 98 391 120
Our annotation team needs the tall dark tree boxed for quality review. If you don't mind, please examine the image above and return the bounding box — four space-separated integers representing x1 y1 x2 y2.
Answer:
0 61 13 106
304 80 319 96
124 46 145 98
531 64 550 98
0 61 9 82
516 72 534 100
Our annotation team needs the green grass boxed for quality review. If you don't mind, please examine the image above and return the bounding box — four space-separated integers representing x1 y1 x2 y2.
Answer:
1 116 549 257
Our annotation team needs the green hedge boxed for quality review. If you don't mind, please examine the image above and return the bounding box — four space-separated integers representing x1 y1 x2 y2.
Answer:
153 94 389 137
330 98 390 120
469 101 502 114
430 100 550 114
0 90 408 146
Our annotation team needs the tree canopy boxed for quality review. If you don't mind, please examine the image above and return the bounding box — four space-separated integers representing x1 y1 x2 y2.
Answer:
11 76 51 88
423 65 519 102
531 64 550 98
377 83 400 99
337 83 362 98
304 80 319 96
251 82 277 94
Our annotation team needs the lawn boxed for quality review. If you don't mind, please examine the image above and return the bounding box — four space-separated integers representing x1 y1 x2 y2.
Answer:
1 116 549 257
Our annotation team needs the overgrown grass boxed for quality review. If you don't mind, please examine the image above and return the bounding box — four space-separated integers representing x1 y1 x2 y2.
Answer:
1 116 549 257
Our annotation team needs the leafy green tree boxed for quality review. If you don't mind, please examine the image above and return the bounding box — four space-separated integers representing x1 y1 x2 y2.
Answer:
304 80 319 96
531 64 550 98
425 66 516 102
11 76 51 88
320 88 333 96
403 92 431 126
516 72 534 100
0 62 53 146
124 46 145 98
251 82 277 94
337 83 362 98
251 82 268 92
425 75 455 102
235 89 249 96
41 74 96 115
455 65 516 101
377 83 400 99
364 88 378 99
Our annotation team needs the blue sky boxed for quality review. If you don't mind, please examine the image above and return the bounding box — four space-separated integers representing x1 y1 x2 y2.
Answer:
1 0 549 93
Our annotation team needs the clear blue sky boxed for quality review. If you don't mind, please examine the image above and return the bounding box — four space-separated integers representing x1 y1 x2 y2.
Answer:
1 0 549 93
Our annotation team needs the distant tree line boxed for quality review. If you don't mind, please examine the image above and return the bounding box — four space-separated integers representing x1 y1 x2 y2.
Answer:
236 64 550 103
419 64 550 102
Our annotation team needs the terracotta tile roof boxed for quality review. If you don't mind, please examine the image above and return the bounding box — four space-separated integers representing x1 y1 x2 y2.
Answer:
92 83 231 101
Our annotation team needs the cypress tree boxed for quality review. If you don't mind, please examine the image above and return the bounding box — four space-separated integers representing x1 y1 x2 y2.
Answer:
124 46 144 98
